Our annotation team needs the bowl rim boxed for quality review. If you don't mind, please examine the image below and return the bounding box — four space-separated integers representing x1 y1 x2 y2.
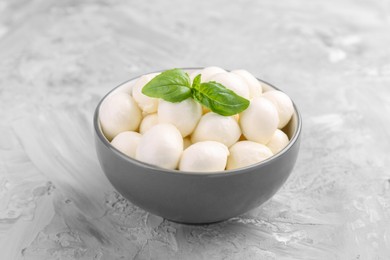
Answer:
94 67 302 177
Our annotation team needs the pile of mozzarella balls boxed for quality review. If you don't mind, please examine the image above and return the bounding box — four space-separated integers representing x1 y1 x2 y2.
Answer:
99 67 294 172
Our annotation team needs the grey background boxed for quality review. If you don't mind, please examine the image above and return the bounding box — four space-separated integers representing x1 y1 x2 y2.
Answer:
0 0 389 259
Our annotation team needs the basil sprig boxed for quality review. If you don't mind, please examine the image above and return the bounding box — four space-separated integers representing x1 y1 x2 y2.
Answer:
141 69 192 102
142 68 250 116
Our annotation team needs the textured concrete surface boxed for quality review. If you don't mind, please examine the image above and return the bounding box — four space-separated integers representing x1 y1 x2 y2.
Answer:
1 0 390 259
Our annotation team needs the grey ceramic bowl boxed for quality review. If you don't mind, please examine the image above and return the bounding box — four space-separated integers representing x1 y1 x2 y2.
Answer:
94 68 302 224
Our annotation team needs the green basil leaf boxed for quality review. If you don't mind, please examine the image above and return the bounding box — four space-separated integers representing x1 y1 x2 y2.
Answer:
192 74 201 89
192 81 250 116
142 68 192 103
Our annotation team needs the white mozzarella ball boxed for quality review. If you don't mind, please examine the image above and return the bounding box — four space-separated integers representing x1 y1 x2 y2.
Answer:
136 124 183 170
132 74 159 114
139 113 159 134
99 93 142 140
209 72 250 99
179 141 229 172
110 131 141 158
115 80 136 95
239 97 279 144
267 129 289 154
199 66 226 82
191 112 241 147
262 90 294 129
231 69 263 98
158 99 202 137
227 141 273 170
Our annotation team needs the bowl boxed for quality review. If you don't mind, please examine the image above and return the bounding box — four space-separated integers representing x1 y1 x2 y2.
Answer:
94 68 302 224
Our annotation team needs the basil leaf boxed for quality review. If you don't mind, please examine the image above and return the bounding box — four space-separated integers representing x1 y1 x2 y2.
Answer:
192 81 250 116
192 74 201 89
142 68 192 103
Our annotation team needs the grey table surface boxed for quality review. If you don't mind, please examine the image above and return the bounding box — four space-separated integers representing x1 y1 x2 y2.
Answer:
1 0 389 259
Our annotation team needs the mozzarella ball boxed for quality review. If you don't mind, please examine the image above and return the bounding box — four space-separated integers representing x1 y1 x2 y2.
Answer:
99 93 142 140
239 97 279 144
183 137 192 149
136 124 183 170
227 141 273 170
209 72 250 99
110 131 141 158
267 129 289 154
231 69 262 98
262 90 294 129
199 66 226 82
179 141 229 172
116 80 135 95
158 99 202 137
191 112 241 147
139 113 158 134
132 74 159 114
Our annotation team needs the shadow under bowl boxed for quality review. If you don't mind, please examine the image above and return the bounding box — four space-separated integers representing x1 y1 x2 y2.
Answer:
94 68 302 224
